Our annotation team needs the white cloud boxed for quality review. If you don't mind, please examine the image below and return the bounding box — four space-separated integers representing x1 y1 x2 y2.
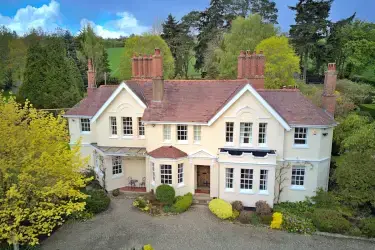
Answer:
0 0 61 35
80 12 149 39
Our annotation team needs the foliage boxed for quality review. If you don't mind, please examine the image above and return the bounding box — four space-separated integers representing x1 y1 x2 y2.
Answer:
260 215 273 225
230 209 240 220
334 151 375 207
250 0 278 24
133 196 150 212
172 192 193 213
218 14 277 79
255 200 272 216
19 37 83 109
107 47 125 79
359 217 375 238
0 94 89 246
238 210 252 224
112 188 120 197
84 189 110 214
143 244 154 250
119 35 175 80
281 213 316 234
311 209 351 233
270 212 282 229
208 199 233 219
231 201 244 212
273 200 314 218
311 189 341 209
163 205 173 213
255 36 300 88
155 184 175 205
336 79 375 105
360 104 375 118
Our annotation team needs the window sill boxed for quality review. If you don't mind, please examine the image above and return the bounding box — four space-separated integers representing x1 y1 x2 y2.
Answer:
293 144 309 149
239 189 254 195
109 135 119 139
177 140 188 145
259 190 269 195
193 141 201 145
224 188 234 193
122 136 134 139
290 185 306 191
112 173 124 179
138 135 145 140
177 183 185 188
80 131 91 135
163 140 172 144
224 142 234 147
240 143 253 148
258 144 268 148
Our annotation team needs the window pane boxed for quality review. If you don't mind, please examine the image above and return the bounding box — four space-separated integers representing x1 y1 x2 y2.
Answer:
81 118 91 132
240 122 252 144
122 117 133 135
160 165 172 184
163 125 171 140
258 123 267 144
151 162 155 182
138 117 145 136
294 127 307 145
178 163 184 183
226 122 234 143
259 169 268 191
112 156 122 175
177 125 187 141
194 125 201 142
291 166 305 186
240 169 253 190
225 168 234 188
110 117 117 135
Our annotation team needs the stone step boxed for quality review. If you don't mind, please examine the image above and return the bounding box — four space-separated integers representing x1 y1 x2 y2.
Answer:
193 194 211 205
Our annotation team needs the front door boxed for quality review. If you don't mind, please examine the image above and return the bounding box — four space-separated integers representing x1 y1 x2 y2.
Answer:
197 165 210 188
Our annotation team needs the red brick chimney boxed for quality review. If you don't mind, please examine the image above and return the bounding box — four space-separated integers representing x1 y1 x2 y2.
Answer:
322 63 337 116
87 58 96 97
237 50 265 89
131 49 164 101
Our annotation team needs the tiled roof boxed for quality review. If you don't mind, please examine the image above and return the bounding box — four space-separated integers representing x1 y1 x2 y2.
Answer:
148 146 188 159
91 143 146 156
65 80 336 126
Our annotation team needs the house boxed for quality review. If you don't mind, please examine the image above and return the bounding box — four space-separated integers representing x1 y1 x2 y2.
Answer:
65 49 337 207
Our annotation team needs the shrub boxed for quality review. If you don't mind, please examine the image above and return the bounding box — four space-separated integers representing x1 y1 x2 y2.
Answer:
231 201 244 212
156 184 175 205
270 212 283 229
311 209 351 234
260 215 273 225
163 205 173 213
230 209 240 220
172 193 193 213
250 213 261 225
112 188 120 197
208 199 233 219
273 200 314 217
84 189 110 214
255 200 272 216
282 213 316 234
133 196 147 209
348 227 363 237
238 210 252 224
359 217 375 238
143 245 154 250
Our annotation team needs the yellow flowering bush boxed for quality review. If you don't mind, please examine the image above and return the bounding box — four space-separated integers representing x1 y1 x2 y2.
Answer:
208 199 233 219
270 212 283 229
143 244 154 250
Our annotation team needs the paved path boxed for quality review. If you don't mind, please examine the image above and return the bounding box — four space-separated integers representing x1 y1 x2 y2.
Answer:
42 198 374 250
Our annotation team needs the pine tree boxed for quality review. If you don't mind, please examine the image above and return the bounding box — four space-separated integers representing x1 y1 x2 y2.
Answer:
251 0 278 24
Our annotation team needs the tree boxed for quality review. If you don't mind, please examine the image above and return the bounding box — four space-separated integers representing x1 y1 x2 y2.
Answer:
256 36 300 88
119 35 175 80
289 0 333 82
20 37 83 109
7 38 27 86
0 26 16 90
0 94 89 248
217 14 277 78
250 0 278 24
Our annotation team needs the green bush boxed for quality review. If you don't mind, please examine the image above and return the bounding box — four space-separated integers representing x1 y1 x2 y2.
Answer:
230 209 240 220
156 184 175 205
260 215 273 225
359 217 375 238
238 210 252 224
84 189 110 214
273 200 314 217
255 200 272 216
250 213 261 225
311 209 351 234
282 213 316 234
172 193 193 213
231 201 244 211
208 199 233 219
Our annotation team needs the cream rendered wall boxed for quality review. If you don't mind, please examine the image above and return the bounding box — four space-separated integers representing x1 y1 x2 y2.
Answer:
219 163 275 207
95 89 146 147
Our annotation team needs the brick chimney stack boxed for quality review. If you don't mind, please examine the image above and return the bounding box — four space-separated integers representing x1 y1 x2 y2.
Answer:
237 50 265 89
87 58 96 97
322 63 337 116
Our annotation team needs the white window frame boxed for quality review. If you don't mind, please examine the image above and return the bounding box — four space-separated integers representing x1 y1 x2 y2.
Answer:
151 162 155 185
163 125 171 142
109 116 117 137
225 168 234 192
225 122 234 145
112 156 123 177
240 122 253 146
177 124 188 143
258 123 267 146
138 117 145 137
122 117 133 137
240 168 253 193
259 169 268 194
194 125 201 144
160 164 172 185
291 166 306 190
293 127 308 147
177 163 184 186
80 118 91 134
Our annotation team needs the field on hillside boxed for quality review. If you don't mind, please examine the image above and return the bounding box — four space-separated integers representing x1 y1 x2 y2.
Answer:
107 47 125 79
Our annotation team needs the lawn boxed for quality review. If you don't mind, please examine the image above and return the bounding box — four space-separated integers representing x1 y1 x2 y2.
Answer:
107 47 125 79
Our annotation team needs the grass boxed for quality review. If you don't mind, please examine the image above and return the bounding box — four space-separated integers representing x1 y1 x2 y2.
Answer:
359 104 375 117
107 47 125 79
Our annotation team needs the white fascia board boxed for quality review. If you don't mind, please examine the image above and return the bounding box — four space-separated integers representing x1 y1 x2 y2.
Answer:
188 149 217 159
63 115 92 118
90 81 147 123
290 124 337 128
143 121 208 126
207 84 291 131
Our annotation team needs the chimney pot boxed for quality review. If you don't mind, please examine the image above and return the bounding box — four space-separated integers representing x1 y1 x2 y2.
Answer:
155 48 161 55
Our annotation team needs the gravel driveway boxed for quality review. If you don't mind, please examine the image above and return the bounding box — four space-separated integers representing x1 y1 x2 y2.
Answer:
42 197 374 250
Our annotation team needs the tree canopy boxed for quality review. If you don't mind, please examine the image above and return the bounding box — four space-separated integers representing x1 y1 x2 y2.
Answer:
119 35 175 80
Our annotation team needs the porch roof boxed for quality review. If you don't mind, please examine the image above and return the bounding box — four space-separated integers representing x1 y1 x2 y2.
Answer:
91 143 147 157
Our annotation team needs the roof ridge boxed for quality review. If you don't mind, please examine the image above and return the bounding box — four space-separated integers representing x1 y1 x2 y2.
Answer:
258 89 300 92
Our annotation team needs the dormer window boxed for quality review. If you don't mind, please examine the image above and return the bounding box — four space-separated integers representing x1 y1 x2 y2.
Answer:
294 127 308 146
80 118 90 133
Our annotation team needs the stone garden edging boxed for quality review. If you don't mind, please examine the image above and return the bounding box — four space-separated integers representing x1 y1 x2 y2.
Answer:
314 231 375 242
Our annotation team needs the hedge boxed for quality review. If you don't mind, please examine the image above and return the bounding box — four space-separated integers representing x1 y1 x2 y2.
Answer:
84 189 110 214
172 193 193 213
156 184 175 205
311 209 351 234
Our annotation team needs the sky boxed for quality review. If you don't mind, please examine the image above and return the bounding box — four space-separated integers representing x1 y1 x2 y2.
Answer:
0 0 374 38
